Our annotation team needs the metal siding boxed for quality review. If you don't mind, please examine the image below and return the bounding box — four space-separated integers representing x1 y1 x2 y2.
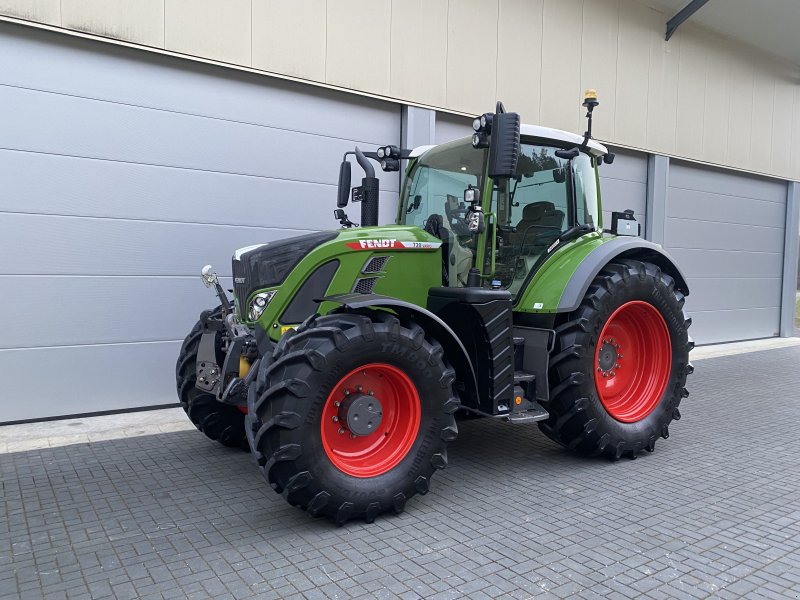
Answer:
666 161 787 344
599 150 648 232
434 113 473 145
0 23 400 421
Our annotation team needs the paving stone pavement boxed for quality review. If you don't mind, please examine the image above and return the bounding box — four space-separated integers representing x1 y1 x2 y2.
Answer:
2 346 800 600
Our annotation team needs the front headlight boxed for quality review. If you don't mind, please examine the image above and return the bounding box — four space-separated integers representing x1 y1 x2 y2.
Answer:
248 290 276 321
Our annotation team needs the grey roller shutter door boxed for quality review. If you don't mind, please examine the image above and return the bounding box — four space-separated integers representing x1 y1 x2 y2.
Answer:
598 150 648 234
0 22 401 422
666 161 787 344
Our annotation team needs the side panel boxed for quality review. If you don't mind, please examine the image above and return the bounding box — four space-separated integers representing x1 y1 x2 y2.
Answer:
253 226 443 340
514 233 607 314
514 234 689 315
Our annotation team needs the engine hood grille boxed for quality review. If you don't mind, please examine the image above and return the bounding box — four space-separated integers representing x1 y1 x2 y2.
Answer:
232 231 337 315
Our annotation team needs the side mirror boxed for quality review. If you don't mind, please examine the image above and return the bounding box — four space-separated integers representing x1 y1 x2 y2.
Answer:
467 209 485 234
487 110 521 179
337 160 351 208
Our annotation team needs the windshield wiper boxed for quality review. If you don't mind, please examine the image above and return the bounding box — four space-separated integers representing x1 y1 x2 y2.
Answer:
545 223 594 254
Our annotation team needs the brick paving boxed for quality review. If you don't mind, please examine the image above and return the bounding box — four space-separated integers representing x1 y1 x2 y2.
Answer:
2 346 800 599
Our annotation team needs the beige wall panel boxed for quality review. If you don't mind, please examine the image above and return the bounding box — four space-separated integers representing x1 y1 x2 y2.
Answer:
645 28 680 154
791 85 800 179
750 63 775 175
164 0 251 66
326 0 390 95
496 0 543 124
674 25 707 160
580 0 618 141
770 75 794 177
725 43 755 170
0 0 59 25
700 35 731 166
540 0 582 133
252 0 326 81
614 0 653 148
390 0 447 107
446 0 498 114
62 0 164 48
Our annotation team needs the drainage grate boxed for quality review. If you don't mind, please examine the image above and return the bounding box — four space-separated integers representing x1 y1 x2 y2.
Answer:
353 277 378 294
363 255 389 273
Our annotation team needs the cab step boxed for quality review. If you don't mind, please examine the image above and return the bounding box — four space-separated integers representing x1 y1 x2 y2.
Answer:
501 401 549 424
513 370 536 384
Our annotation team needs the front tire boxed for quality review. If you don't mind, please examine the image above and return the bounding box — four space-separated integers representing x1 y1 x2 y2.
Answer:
248 310 460 524
175 307 249 450
541 259 693 460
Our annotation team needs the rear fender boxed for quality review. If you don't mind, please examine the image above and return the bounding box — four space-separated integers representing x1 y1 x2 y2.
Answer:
557 238 690 313
322 293 479 410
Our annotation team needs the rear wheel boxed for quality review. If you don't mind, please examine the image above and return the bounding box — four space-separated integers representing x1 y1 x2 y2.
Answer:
248 310 460 524
175 307 248 450
541 259 693 459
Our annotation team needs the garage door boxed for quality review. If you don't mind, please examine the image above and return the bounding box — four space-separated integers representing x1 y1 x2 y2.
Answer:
598 150 648 235
0 22 401 422
435 113 472 145
666 161 787 344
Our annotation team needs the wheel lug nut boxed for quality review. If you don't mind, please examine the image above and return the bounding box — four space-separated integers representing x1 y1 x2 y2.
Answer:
602 372 608 378
597 367 602 372
344 390 350 396
338 428 345 434
332 416 338 422
609 371 615 377
615 363 621 369
368 390 374 396
334 401 340 407
350 433 356 439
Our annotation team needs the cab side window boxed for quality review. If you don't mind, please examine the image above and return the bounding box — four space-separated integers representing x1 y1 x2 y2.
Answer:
494 145 569 293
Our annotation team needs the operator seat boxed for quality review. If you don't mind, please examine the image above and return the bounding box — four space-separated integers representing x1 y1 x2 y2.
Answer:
424 214 474 287
512 201 564 253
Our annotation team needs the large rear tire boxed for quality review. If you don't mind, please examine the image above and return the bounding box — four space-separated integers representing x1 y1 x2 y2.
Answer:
541 259 693 460
248 310 460 524
175 307 248 450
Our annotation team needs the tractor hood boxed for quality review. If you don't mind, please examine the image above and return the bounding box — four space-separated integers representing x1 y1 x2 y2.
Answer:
231 231 338 316
232 225 443 335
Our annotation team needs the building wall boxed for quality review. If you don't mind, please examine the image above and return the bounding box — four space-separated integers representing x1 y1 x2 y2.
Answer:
1 0 798 181
0 21 402 422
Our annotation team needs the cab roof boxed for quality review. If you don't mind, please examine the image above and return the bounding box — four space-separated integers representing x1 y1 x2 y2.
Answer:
409 123 608 158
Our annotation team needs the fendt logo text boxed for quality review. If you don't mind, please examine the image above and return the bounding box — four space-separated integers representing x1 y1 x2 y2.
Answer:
358 239 398 249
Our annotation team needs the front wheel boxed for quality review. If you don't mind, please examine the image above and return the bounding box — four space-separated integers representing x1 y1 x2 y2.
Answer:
248 310 460 524
541 259 693 460
175 307 248 450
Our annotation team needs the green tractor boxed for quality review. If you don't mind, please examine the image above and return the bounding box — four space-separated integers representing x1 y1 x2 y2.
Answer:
175 92 693 524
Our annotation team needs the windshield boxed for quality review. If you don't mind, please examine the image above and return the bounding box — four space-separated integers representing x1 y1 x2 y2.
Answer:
400 139 485 229
493 143 600 295
399 139 486 286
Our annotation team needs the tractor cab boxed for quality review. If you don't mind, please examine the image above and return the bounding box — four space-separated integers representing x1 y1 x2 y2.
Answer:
398 125 607 296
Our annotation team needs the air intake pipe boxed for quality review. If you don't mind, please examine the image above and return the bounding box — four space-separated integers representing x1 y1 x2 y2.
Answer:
354 147 379 227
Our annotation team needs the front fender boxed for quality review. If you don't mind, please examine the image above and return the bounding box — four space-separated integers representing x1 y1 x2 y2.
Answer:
322 293 479 410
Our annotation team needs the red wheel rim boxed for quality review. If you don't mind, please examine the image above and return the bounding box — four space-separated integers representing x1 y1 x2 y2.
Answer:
594 301 672 423
321 363 421 478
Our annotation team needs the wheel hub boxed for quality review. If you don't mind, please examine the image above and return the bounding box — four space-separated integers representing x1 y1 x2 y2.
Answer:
338 393 383 436
597 338 621 377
